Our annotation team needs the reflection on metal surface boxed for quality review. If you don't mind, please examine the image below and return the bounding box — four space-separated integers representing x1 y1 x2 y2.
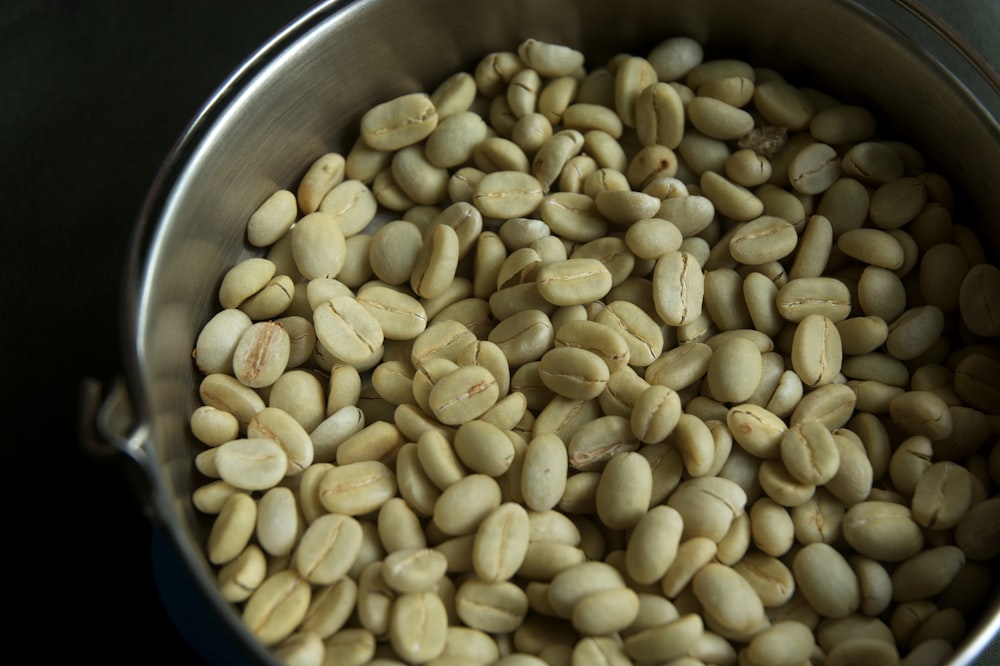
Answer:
895 0 1000 96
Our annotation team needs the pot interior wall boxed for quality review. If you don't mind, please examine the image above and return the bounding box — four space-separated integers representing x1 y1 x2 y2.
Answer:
128 0 1000 662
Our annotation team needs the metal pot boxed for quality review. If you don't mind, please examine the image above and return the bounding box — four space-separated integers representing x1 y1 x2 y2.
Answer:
86 0 1000 663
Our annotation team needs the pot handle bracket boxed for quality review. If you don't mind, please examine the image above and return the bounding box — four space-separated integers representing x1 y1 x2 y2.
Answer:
78 376 158 520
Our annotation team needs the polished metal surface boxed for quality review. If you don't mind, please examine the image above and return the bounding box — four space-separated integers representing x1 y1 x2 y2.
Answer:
106 0 1000 663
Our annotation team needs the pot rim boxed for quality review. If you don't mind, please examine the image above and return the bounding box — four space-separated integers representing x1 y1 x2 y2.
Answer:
113 1 1000 663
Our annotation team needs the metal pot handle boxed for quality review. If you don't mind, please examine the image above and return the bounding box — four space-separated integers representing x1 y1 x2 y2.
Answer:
78 376 157 518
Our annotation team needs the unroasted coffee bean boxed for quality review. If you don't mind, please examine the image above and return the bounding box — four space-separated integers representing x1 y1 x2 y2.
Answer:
547 560 625 618
890 545 966 602
536 258 613 306
295 512 364 585
472 502 531 582
667 476 747 543
595 451 652 530
653 250 704 326
728 214 798 265
776 277 852 322
208 492 257 565
913 462 974 533
625 505 683 585
318 460 397 516
954 495 1000 562
389 591 448 662
707 336 762 403
474 170 546 218
960 264 1000 336
360 92 438 151
692 562 767 638
451 421 511 477
793 542 861 618
593 300 664 367
455 578 529 634
433 473 503 536
233 321 291 388
215 439 289 491
781 420 840 486
630 385 682 444
788 143 841 195
428 365 501 425
313 296 384 365
248 406 315 475
791 313 843 387
242 570 312 646
241 274 295 324
568 415 639 472
843 501 924 562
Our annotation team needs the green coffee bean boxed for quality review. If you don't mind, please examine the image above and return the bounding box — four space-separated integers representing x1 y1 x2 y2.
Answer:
700 170 764 221
793 542 861 618
657 194 716 237
960 264 1000 336
780 420 840 486
295 512 364 585
360 92 438 151
668 476 747 543
455 578 529 634
731 550 796 608
433 473 502 536
788 142 841 195
955 496 1000 561
536 258 613 306
517 38 584 77
653 250 705 327
428 365 501 425
454 419 516 477
753 78 815 131
568 415 639 472
313 296 384 366
776 277 852 323
532 129 584 192
648 36 704 81
843 501 925 562
692 562 768 639
747 620 816 666
625 505 684 585
791 313 842 387
242 570 312 647
389 591 448 662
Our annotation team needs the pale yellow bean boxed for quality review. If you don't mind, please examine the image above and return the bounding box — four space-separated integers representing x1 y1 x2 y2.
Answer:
233 321 291 389
389 591 448 663
843 501 924 562
653 250 705 327
433 473 502 536
667 476 747 542
360 92 438 151
595 451 653 530
455 579 529 634
242 570 312 647
318 460 397 516
295 512 364 585
729 215 798 265
692 562 768 638
625 505 684 585
793 542 861 619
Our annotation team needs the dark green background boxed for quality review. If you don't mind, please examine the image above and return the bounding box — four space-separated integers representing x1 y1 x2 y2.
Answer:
2 1 314 660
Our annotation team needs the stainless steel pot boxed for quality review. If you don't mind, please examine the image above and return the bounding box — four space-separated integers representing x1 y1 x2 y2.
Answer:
86 0 1000 663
